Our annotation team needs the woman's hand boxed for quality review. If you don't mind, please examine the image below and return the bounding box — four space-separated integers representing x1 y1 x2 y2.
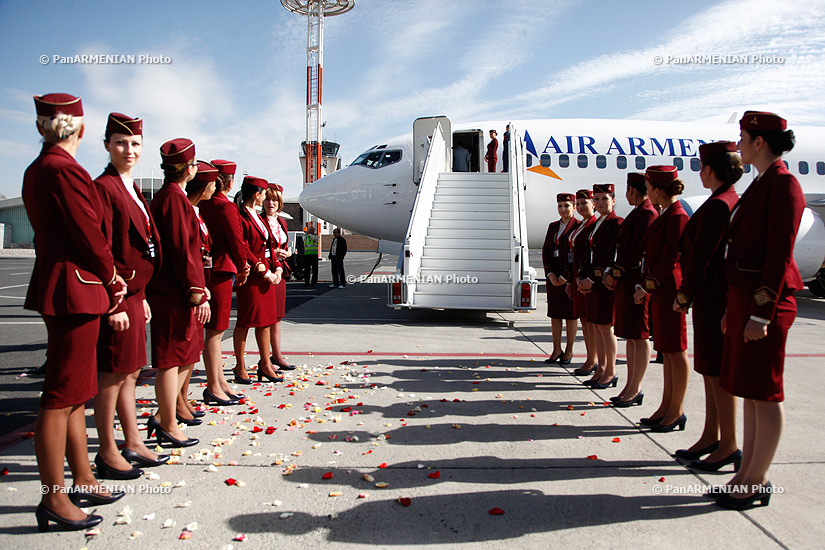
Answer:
236 264 250 286
547 273 559 287
744 319 769 342
195 302 211 325
274 248 289 259
108 311 130 332
143 299 152 323
633 287 647 304
672 299 689 314
603 273 615 291
579 278 593 294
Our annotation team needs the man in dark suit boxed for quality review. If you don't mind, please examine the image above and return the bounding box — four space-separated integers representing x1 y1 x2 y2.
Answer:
328 228 348 288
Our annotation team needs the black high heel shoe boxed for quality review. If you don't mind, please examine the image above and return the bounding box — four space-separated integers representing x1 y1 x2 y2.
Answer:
674 441 719 460
146 415 161 439
272 357 298 371
176 414 203 426
613 391 644 408
122 447 170 467
572 364 597 376
609 395 622 403
257 361 284 383
582 377 601 387
544 355 561 364
691 449 742 472
68 485 125 505
557 355 573 365
650 414 687 432
191 409 206 418
639 415 664 426
154 424 199 448
592 375 619 390
715 482 772 510
36 502 102 532
232 368 253 385
203 389 239 406
94 454 143 480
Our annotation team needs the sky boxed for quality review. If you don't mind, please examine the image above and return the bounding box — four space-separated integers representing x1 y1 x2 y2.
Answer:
1 0 824 200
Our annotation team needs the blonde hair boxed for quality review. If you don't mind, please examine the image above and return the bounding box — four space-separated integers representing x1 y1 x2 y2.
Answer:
266 187 283 213
37 114 83 141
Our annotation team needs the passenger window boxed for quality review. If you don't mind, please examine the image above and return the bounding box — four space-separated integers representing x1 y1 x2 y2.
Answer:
559 155 570 168
577 155 588 168
526 155 532 167
540 154 552 168
617 156 627 169
817 161 825 175
799 161 809 175
690 158 701 171
635 156 646 170
596 155 606 169
673 158 684 170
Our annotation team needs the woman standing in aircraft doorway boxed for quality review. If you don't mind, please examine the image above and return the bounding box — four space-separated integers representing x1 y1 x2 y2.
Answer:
603 173 657 407
712 112 804 510
484 129 498 172
634 166 689 433
566 190 598 375
542 193 580 364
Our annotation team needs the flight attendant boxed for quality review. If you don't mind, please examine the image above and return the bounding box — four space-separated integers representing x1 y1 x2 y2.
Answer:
714 112 804 510
578 184 623 389
263 183 296 370
93 113 167 478
566 190 598 375
603 173 657 406
232 176 284 384
484 129 498 172
634 166 689 432
146 138 208 448
199 159 249 404
542 193 580 364
672 141 741 470
24 93 126 531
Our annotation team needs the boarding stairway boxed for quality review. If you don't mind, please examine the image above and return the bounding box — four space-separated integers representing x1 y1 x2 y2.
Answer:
389 118 536 311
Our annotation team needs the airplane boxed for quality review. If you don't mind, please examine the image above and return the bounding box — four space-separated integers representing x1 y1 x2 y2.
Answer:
299 117 825 303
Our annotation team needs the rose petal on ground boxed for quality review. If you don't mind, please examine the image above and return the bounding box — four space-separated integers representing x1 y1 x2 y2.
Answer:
488 507 506 515
378 463 388 469
322 472 334 479
397 497 411 507
612 437 621 443
587 455 598 460
427 471 441 479
233 533 247 542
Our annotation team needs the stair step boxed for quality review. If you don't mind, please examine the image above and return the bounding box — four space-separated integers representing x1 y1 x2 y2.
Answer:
411 293 513 310
420 257 512 271
426 227 512 239
424 236 510 248
414 282 511 296
419 268 512 283
438 173 510 183
432 195 509 205
429 210 509 221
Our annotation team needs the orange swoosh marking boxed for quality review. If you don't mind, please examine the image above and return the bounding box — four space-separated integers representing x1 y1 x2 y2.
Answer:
528 165 563 180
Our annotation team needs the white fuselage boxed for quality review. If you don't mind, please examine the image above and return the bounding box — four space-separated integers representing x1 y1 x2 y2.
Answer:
299 118 825 279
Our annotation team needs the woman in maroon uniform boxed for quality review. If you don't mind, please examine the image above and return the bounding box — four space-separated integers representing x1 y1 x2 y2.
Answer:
566 190 598 375
672 142 742 471
542 193 580 364
93 113 168 478
199 159 249 404
578 184 623 389
146 138 209 448
603 173 657 407
173 161 219 420
634 166 689 432
232 176 284 383
263 184 296 370
24 94 127 531
713 112 805 510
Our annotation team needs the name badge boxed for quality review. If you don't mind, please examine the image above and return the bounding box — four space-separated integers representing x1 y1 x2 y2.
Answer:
265 249 271 258
147 237 156 259
553 250 559 257
203 253 213 269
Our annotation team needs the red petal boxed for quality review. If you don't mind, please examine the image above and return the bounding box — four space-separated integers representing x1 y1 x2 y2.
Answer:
321 472 334 479
658 477 666 482
612 437 621 443
398 497 411 507
378 463 388 469
427 471 441 479
224 478 237 486
488 507 506 515
586 455 598 460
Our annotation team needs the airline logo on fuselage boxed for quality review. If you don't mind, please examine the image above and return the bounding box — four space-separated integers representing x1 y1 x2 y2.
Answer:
523 130 714 181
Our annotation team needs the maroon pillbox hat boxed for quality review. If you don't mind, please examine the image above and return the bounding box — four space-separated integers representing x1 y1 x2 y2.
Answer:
34 93 83 117
193 161 218 183
646 165 679 185
576 189 594 200
268 183 284 193
739 111 787 131
160 138 195 164
698 141 738 162
593 183 614 194
556 193 575 203
211 159 237 175
243 175 268 190
106 112 142 139
626 172 646 192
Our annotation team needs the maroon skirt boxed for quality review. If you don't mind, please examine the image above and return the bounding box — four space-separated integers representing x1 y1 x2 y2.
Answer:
571 284 587 320
650 290 687 353
235 275 277 328
273 277 286 320
720 285 795 401
691 283 727 376
97 292 148 374
614 280 649 339
42 314 99 408
585 282 614 326
205 271 234 331
546 278 575 320
147 291 201 368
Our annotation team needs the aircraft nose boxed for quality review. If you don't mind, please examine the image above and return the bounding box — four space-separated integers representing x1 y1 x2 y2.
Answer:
299 172 339 222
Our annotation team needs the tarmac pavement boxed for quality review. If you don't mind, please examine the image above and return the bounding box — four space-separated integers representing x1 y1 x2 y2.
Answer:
1 251 824 549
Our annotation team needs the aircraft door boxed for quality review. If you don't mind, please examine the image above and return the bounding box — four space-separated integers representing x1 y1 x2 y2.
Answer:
413 116 451 184
452 129 483 173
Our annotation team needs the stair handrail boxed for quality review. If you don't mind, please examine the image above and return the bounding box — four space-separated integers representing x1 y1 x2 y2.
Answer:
509 123 536 308
400 122 447 304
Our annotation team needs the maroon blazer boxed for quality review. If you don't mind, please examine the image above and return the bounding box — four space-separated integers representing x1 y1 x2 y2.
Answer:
640 201 689 293
23 143 118 316
612 198 657 282
95 164 158 311
147 183 207 305
676 185 739 305
725 159 806 319
565 215 597 281
542 218 579 277
238 206 272 280
199 193 249 275
580 210 622 282
264 214 290 272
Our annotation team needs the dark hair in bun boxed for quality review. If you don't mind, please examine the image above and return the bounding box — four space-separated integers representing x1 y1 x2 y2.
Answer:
653 178 685 197
703 152 744 186
746 128 795 156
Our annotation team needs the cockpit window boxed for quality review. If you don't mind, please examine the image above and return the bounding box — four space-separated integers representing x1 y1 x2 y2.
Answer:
351 149 402 169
